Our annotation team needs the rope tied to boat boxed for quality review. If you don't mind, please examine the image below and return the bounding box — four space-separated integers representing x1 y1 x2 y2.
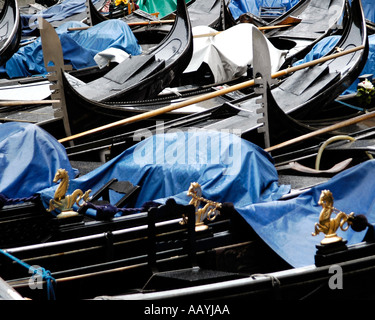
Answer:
0 193 40 209
0 248 56 300
30 267 56 300
250 273 281 299
251 273 281 288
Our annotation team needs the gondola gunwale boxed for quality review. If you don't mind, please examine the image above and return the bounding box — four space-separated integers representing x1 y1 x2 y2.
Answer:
58 0 193 135
0 0 21 66
70 0 193 103
93 245 375 300
267 0 348 68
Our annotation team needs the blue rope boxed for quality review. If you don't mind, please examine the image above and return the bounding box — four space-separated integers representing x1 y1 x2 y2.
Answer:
79 200 160 219
0 248 56 300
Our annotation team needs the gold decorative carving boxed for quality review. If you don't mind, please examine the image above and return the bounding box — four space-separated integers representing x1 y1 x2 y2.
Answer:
312 190 354 245
182 182 222 231
47 169 91 219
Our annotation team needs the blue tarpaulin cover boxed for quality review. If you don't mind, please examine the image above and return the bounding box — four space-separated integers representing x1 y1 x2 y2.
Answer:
292 35 340 67
4 19 142 78
292 34 375 95
240 160 375 268
228 0 300 20
342 34 375 94
5 126 374 269
361 0 375 23
38 131 290 216
0 123 77 199
21 0 100 35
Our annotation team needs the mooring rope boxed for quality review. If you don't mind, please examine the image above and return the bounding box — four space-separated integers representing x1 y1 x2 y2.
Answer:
0 194 40 209
79 200 160 219
0 248 56 300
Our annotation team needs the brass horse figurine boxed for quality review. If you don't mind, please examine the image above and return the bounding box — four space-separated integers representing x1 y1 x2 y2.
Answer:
47 168 91 218
183 182 222 231
312 190 354 245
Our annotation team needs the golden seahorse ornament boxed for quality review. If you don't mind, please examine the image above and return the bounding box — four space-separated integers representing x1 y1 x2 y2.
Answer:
182 182 222 231
47 168 91 219
312 190 354 245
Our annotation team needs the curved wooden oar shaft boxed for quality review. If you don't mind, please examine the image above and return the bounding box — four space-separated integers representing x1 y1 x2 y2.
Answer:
265 109 375 153
58 44 365 144
0 99 60 107
68 19 175 31
194 24 293 38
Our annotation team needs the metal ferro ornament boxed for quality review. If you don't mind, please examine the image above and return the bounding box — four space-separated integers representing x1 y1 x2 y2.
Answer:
312 190 354 245
47 168 92 219
182 182 222 231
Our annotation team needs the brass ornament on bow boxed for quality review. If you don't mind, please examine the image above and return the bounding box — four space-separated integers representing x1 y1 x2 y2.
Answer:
47 168 92 219
181 182 222 232
312 190 354 245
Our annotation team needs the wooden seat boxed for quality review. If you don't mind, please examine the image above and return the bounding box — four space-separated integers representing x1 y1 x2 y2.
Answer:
143 198 244 291
259 6 286 21
79 178 140 210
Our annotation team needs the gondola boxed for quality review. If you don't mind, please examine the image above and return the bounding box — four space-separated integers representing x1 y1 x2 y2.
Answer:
54 0 356 143
0 174 147 249
0 128 292 300
0 0 344 137
62 0 367 159
0 197 251 300
3 147 375 300
265 0 347 66
0 123 287 245
87 0 345 89
63 0 193 103
0 0 21 66
38 0 343 138
88 157 375 301
1 2 374 303
2 87 375 301
208 0 368 144
26 132 375 301
3 73 373 250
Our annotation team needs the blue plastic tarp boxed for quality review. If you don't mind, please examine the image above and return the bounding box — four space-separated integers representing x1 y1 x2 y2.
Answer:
341 34 375 94
0 123 78 200
21 0 100 35
4 19 142 78
38 131 290 217
292 35 340 67
360 0 375 23
228 0 300 20
291 34 375 95
240 160 375 268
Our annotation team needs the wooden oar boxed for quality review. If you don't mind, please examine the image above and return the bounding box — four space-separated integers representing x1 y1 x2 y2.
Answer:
68 19 175 31
70 21 292 33
265 109 375 153
58 44 365 144
127 19 175 26
193 24 293 38
278 16 302 26
0 99 59 107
